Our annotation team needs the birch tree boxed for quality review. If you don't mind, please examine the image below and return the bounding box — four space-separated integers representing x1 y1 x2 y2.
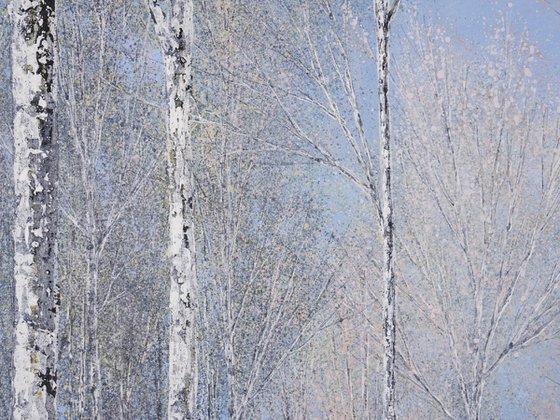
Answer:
148 1 197 418
373 1 400 418
10 0 59 418
248 1 402 416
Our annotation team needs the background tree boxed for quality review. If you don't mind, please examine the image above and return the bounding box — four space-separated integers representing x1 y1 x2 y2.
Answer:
393 18 560 419
194 2 339 418
55 1 166 417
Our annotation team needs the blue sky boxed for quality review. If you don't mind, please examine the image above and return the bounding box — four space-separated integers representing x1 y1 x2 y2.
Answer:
419 0 560 69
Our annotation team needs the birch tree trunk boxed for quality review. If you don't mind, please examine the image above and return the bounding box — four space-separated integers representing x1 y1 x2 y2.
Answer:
374 1 400 419
10 0 59 418
149 1 197 418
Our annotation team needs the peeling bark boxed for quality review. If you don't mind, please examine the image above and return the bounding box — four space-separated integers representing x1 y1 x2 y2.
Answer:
10 0 59 419
149 1 197 418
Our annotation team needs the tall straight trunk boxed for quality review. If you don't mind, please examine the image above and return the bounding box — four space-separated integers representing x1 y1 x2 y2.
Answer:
149 1 197 418
213 2 241 417
83 179 103 419
10 0 59 419
374 1 399 419
77 190 103 420
224 333 238 419
80 249 102 419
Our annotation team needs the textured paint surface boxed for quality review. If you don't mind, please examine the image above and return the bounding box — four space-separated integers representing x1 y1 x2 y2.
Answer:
11 0 59 419
0 1 557 419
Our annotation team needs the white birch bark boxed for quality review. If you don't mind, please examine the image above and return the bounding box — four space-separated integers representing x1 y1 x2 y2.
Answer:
149 1 197 418
374 1 400 419
10 0 59 419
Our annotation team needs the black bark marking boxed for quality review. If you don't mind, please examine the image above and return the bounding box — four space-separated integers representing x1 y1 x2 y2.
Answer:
182 224 190 248
38 367 57 397
174 95 184 108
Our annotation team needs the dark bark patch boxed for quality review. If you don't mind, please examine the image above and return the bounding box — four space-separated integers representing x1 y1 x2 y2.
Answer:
38 367 57 397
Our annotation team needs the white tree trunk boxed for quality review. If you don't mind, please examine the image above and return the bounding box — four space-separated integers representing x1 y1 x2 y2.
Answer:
374 1 399 419
224 332 238 419
10 0 59 419
79 249 103 419
149 1 197 418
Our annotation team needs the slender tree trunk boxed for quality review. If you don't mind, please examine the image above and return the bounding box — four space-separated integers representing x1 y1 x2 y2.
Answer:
471 379 485 420
224 333 238 419
374 1 399 419
149 1 197 418
155 318 164 420
78 287 87 417
77 196 103 420
11 1 59 418
84 249 102 419
362 333 370 418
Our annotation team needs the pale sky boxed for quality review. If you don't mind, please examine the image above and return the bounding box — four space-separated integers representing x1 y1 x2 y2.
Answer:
419 0 560 69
